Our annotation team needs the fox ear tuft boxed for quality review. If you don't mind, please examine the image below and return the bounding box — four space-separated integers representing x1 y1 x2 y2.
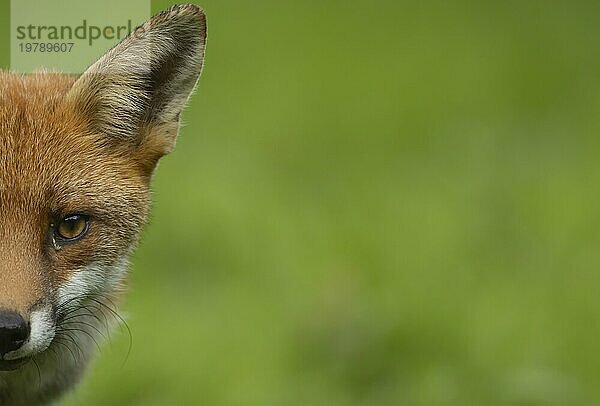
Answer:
67 4 206 153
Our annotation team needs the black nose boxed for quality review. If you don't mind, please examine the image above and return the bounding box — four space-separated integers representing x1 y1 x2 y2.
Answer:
0 310 29 356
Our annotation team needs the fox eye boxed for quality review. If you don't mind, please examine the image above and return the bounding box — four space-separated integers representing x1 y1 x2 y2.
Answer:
55 215 90 241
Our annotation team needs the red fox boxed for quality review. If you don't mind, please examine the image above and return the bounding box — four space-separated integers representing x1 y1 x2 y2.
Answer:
0 4 206 405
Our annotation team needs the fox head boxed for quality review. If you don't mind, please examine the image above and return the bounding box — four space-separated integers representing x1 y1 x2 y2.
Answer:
0 3 205 390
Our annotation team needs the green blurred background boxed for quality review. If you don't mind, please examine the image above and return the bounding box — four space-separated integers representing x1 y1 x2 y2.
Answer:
3 0 600 404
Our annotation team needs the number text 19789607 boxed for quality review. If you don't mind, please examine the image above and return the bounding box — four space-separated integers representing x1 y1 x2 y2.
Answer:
19 43 74 53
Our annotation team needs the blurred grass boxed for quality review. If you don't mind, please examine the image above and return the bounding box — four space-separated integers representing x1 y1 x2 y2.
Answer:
4 0 600 404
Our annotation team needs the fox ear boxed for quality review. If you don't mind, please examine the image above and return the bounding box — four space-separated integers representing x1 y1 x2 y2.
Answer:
66 4 206 155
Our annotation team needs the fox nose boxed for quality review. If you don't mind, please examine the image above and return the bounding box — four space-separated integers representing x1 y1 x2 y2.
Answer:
0 310 29 356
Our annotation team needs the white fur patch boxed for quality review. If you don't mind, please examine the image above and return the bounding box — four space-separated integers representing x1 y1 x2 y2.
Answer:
4 306 54 361
57 258 129 308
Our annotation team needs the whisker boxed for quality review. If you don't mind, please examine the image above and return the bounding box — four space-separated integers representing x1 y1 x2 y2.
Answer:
52 338 78 364
59 331 85 359
87 298 132 364
61 320 107 341
53 293 133 367
58 328 101 351
30 358 42 388
81 302 112 336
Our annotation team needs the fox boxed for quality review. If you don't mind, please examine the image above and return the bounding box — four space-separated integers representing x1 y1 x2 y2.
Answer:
0 4 206 405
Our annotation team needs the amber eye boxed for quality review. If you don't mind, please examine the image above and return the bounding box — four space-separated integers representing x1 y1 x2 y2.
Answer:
55 215 89 241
